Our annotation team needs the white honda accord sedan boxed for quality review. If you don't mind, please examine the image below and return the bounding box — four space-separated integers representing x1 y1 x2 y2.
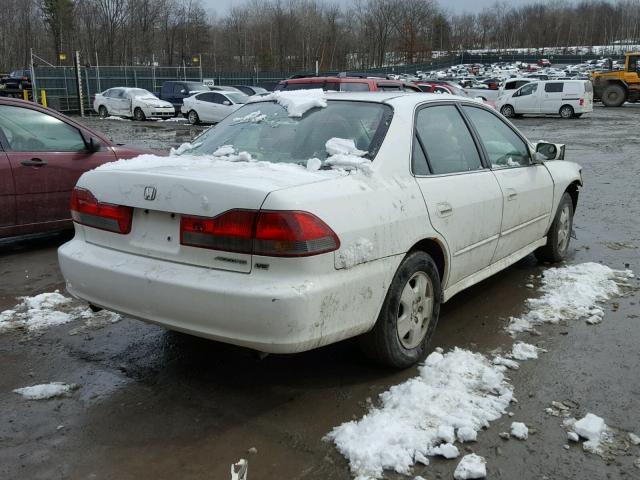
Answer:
59 91 582 367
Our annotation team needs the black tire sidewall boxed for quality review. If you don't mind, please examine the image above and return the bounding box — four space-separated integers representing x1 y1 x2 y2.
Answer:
560 105 574 118
548 193 574 260
501 105 514 117
189 110 199 124
134 108 145 121
98 106 107 118
373 252 442 367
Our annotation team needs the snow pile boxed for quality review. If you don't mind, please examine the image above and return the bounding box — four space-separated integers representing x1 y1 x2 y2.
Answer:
101 116 127 121
257 89 327 117
0 292 73 331
326 349 512 479
454 454 487 480
13 382 77 400
323 137 372 174
211 145 253 162
306 157 322 171
507 263 633 334
570 413 608 453
336 238 375 269
492 356 519 370
231 111 266 124
511 342 539 360
510 422 529 440
170 141 200 156
0 291 120 333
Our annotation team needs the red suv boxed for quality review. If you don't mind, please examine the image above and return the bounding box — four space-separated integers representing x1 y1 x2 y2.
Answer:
275 74 422 92
0 98 154 239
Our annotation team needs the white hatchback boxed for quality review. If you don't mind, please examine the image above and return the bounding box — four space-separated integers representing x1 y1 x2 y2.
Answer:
59 92 582 367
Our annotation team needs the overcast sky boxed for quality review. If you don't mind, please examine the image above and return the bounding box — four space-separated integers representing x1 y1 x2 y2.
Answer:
201 0 536 15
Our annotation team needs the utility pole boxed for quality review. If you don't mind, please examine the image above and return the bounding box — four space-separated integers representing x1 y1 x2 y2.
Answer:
74 51 84 117
30 48 39 103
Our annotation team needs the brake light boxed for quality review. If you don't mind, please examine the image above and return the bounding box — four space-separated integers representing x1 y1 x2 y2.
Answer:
180 209 339 257
70 187 133 234
579 98 584 105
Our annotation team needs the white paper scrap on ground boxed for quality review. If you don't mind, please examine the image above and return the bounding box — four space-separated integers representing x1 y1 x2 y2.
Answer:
13 382 77 400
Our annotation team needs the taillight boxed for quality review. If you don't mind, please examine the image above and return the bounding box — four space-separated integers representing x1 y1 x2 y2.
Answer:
181 209 256 253
180 209 339 257
579 98 584 105
70 187 133 234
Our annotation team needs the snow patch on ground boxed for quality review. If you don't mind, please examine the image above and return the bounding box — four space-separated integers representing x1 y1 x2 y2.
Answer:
0 291 121 333
454 453 487 479
571 413 608 453
510 422 529 440
257 89 327 117
506 263 633 334
511 342 539 360
100 116 128 121
13 382 78 400
336 238 375 269
326 348 512 479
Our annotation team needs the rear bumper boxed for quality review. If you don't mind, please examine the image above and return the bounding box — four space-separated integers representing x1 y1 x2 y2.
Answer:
58 239 398 353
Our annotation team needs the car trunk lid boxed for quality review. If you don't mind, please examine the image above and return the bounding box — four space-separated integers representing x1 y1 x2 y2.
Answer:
75 157 344 273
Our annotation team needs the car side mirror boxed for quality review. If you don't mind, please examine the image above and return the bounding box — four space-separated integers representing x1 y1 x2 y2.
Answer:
223 100 231 106
534 142 557 162
86 136 101 153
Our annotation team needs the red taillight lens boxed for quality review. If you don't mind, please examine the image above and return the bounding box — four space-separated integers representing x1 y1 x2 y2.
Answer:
254 210 339 257
180 209 339 257
70 187 133 234
180 210 257 253
579 98 584 105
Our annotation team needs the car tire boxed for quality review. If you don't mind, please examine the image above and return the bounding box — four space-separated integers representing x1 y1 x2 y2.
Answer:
601 84 626 107
133 107 146 121
358 251 441 368
98 105 108 118
559 105 574 119
535 192 574 263
500 104 515 118
188 110 200 125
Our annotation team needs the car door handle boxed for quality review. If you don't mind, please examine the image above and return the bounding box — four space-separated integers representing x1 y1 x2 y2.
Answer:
506 188 518 200
21 158 48 167
437 202 453 217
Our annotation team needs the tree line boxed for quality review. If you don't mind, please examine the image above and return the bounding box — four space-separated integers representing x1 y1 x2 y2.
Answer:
2 0 640 73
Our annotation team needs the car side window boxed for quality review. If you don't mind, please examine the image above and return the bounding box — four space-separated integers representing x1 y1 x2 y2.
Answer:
517 83 537 96
377 83 402 91
0 105 86 152
198 92 215 102
544 82 564 93
463 106 531 168
211 93 226 104
412 135 429 175
173 83 184 94
415 105 483 175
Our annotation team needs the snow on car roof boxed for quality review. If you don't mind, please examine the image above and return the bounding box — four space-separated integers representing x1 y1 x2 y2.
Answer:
252 91 479 107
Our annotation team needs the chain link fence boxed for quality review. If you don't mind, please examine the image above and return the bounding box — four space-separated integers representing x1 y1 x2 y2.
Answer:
30 53 621 114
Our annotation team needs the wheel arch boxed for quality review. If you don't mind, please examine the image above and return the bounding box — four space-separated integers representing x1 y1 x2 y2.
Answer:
407 237 448 287
565 180 581 212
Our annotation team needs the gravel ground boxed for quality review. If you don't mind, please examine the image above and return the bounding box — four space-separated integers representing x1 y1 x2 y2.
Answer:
0 105 639 480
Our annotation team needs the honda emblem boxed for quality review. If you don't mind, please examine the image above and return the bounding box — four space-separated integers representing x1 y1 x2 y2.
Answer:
144 186 156 201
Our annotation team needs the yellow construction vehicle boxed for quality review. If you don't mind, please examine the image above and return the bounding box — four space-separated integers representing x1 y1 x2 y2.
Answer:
592 52 640 106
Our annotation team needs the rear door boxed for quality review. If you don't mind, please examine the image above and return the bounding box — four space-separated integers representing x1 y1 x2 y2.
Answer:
541 82 564 113
412 103 503 287
0 149 16 236
0 104 116 230
192 92 217 122
462 105 554 262
209 93 230 122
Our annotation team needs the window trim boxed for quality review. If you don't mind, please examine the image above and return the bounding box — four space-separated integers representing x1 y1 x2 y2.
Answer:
459 103 534 170
410 100 489 178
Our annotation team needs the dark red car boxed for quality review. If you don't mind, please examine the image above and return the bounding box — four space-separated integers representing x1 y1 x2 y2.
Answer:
275 74 422 92
0 98 153 239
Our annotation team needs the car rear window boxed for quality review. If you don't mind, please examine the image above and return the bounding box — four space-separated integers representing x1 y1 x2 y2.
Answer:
189 100 393 165
281 82 322 90
340 82 370 92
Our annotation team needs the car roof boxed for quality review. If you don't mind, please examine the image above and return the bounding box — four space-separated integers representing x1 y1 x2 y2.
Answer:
253 91 478 107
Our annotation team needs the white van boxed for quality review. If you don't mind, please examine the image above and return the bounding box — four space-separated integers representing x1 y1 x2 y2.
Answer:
496 80 593 118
